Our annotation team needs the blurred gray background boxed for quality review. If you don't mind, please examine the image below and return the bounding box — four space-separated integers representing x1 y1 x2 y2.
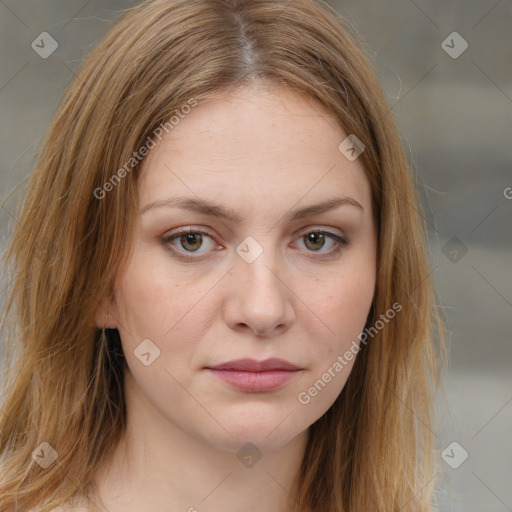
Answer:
1 1 511 511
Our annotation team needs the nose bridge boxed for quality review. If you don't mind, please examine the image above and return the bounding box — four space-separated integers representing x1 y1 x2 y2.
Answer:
236 233 283 295
225 233 293 336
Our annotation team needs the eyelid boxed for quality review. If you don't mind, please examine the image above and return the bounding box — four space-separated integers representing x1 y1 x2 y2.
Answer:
295 225 347 241
162 225 349 261
292 228 349 259
161 227 221 263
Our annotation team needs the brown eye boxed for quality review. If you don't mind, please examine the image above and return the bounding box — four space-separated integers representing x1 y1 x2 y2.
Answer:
178 232 204 252
162 227 348 263
295 230 348 257
163 228 217 260
303 232 327 251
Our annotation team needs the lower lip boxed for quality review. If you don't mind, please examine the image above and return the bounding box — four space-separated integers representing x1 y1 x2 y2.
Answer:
206 369 300 392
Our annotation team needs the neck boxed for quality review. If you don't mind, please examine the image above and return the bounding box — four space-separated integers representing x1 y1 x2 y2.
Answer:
88 371 308 512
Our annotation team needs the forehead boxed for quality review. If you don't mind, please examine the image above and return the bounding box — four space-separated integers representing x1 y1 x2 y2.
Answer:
138 83 372 217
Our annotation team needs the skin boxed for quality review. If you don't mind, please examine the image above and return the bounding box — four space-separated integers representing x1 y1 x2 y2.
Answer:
91 81 377 512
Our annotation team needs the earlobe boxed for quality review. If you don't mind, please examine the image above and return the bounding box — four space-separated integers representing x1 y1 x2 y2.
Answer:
95 297 118 329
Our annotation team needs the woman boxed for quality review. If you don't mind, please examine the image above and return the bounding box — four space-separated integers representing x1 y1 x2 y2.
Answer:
0 0 446 510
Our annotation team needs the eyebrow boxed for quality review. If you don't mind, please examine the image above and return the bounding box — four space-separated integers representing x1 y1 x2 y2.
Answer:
140 195 363 222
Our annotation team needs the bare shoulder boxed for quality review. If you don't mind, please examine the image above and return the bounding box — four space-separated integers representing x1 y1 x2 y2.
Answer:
46 506 96 512
51 504 97 512
33 501 96 512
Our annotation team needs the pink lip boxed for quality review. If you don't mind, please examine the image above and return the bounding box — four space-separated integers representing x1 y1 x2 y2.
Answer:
205 358 302 392
207 358 301 372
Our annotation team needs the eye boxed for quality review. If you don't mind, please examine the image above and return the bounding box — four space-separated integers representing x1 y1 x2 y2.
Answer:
162 227 218 261
293 230 349 258
162 227 349 262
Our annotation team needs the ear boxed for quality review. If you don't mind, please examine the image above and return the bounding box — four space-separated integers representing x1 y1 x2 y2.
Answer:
95 295 118 329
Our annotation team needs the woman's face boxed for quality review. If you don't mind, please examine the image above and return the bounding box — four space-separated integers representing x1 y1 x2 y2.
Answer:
103 82 377 453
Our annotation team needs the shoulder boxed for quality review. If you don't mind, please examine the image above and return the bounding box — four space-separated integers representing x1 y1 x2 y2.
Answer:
50 505 94 512
41 507 93 512
28 499 93 512
49 507 92 512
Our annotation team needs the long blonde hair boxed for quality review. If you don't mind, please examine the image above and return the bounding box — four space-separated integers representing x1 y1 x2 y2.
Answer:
0 1 446 510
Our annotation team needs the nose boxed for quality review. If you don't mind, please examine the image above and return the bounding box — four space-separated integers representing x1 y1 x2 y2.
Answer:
222 242 295 338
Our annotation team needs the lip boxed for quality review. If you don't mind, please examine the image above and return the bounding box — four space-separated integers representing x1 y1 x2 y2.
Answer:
207 358 301 372
205 358 303 393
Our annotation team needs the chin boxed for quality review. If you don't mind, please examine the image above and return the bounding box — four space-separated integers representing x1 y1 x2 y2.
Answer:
203 413 308 454
207 431 300 455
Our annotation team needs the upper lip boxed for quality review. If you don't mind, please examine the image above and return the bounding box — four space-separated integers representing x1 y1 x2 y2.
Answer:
206 358 302 372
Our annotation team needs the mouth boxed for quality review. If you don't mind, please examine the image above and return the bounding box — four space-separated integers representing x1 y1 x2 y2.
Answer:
204 358 303 393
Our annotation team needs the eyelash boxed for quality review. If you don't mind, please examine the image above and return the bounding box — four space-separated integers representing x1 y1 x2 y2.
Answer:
162 227 349 262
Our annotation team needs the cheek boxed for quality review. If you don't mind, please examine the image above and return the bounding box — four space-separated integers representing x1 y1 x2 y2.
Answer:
294 269 374 413
113 247 184 328
112 248 220 361
311 263 375 357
